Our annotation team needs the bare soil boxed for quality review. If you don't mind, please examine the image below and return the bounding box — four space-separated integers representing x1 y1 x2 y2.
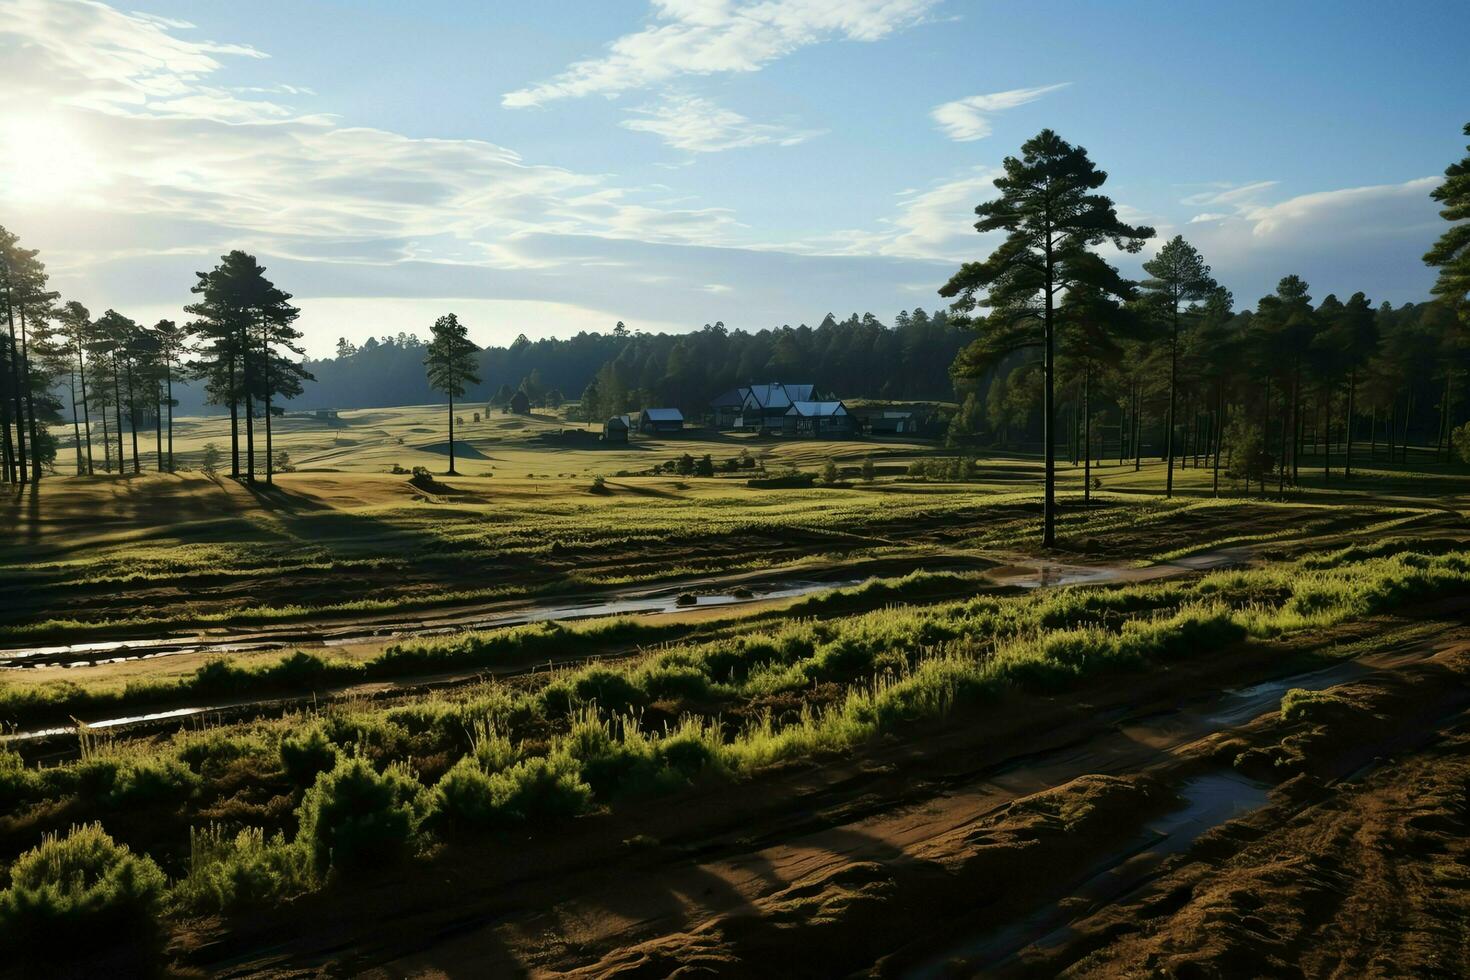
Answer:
173 603 1470 979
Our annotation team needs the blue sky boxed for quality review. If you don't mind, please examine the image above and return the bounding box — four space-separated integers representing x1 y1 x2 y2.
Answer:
2 0 1466 355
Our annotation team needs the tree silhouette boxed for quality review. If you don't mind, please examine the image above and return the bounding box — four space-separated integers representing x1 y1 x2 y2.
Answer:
942 130 1152 545
1140 236 1217 498
425 313 481 475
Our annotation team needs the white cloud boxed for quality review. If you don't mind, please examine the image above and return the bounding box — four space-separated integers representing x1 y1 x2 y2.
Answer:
930 83 1069 142
0 0 753 274
620 93 821 152
790 167 1001 261
502 0 939 107
1164 176 1444 304
1178 180 1279 208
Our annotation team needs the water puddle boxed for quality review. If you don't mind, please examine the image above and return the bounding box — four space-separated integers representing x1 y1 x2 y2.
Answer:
0 578 863 670
7 705 220 741
909 771 1271 977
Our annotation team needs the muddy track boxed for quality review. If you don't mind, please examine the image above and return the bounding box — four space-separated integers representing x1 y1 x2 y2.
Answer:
3 549 1253 748
177 602 1470 979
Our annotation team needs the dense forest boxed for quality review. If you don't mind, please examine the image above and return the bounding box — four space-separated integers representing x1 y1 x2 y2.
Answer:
307 309 971 420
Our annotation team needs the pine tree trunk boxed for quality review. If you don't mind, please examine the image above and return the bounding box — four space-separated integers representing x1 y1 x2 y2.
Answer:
1083 365 1091 508
1165 309 1178 496
98 391 111 472
0 395 13 483
228 353 240 478
125 357 140 475
113 354 126 475
1278 381 1290 496
5 285 28 484
1323 390 1331 485
244 322 255 483
264 325 274 486
70 370 83 474
448 391 457 475
1132 382 1141 472
154 381 164 472
1042 243 1056 548
1345 372 1356 479
78 345 93 475
19 307 40 482
1212 388 1224 498
165 360 173 473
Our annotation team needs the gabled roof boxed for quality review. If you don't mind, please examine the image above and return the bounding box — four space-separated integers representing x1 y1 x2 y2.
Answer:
605 415 629 429
709 387 748 408
744 383 817 410
785 400 848 417
643 407 684 422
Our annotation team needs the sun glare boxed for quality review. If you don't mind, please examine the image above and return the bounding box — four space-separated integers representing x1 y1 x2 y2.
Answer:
0 114 104 204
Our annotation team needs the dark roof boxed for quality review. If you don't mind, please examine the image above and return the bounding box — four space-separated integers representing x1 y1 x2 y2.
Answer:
785 400 849 417
744 383 817 410
604 416 629 430
643 408 684 422
709 387 748 408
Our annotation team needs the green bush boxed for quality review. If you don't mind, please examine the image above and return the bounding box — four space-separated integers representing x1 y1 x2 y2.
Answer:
295 756 422 875
425 752 593 834
541 667 646 717
422 757 499 837
280 724 340 787
486 755 593 823
0 745 37 813
107 756 200 808
0 823 168 974
173 825 314 913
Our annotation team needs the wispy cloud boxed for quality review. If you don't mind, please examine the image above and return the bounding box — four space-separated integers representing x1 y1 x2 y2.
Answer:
929 83 1069 142
788 167 1001 261
503 0 939 108
621 93 822 152
0 0 751 274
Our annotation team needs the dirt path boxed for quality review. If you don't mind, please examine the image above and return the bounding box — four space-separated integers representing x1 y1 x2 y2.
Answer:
181 606 1470 979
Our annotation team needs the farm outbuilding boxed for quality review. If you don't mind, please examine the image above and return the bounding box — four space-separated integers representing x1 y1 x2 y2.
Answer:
784 400 855 438
509 390 531 415
709 387 746 428
639 407 684 434
739 383 820 432
868 411 915 434
602 416 630 443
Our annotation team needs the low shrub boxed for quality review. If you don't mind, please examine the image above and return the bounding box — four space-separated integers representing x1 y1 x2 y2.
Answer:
0 824 168 974
295 756 423 875
173 825 314 913
280 724 340 787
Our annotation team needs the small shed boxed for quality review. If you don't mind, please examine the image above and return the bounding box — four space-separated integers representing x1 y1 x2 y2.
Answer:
314 408 340 421
640 407 684 434
509 390 531 415
602 415 630 443
869 411 915 435
784 400 855 438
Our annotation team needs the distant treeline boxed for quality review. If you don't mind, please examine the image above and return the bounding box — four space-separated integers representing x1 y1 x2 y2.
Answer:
182 309 970 417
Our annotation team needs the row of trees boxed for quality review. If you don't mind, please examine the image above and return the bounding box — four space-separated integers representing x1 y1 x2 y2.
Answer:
0 238 311 485
294 310 972 417
943 125 1470 544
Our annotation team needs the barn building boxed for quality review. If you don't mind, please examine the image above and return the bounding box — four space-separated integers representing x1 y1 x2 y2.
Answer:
784 401 855 438
602 415 630 443
639 408 685 434
739 383 820 432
